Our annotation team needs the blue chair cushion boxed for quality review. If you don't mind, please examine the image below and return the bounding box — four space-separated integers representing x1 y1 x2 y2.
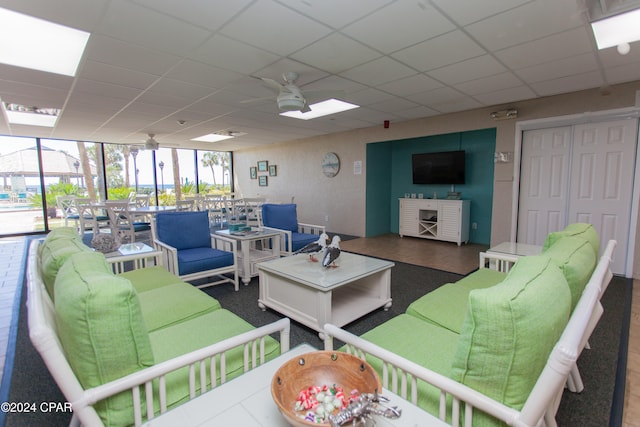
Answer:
132 222 151 232
156 211 211 250
177 247 234 276
261 204 298 232
291 232 319 252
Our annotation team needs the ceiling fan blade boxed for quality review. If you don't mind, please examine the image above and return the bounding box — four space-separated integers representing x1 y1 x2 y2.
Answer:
252 76 286 93
240 96 273 104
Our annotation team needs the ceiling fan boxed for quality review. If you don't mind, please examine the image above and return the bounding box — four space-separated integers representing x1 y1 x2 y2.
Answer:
248 72 344 113
144 133 159 150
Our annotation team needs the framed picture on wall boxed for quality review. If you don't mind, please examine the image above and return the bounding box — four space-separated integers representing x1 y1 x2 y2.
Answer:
257 160 268 172
250 167 257 179
259 175 268 187
269 165 277 176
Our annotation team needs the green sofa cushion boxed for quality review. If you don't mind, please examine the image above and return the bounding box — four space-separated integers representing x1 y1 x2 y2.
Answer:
356 314 460 419
54 251 154 427
543 222 600 256
148 309 281 412
454 268 507 290
40 228 91 300
406 283 472 334
118 266 186 293
406 269 507 334
450 256 571 427
542 236 596 310
136 283 221 332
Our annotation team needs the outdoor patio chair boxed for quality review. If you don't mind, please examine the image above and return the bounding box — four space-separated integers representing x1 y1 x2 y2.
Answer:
74 198 109 235
152 210 239 290
260 203 326 257
56 195 79 228
105 200 151 244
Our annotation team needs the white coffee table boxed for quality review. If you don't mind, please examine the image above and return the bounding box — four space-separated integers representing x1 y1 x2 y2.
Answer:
215 228 281 285
257 252 394 339
141 344 449 427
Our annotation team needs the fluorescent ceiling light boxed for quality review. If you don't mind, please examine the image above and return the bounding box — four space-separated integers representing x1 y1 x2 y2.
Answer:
5 110 58 127
2 102 60 127
0 7 90 76
281 99 360 120
191 133 234 143
591 8 640 49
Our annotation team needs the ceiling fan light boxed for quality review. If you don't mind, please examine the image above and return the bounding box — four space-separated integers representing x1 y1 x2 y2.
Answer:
277 94 305 112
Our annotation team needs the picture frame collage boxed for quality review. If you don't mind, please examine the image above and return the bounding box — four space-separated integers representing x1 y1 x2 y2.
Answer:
251 160 277 186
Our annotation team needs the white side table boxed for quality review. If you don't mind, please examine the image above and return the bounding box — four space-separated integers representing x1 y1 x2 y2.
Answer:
105 243 162 274
482 242 542 271
215 229 281 285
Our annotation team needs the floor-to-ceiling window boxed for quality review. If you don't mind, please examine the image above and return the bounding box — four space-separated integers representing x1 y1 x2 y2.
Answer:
0 135 232 236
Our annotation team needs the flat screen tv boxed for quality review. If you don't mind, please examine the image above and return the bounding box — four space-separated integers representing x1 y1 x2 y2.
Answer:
412 150 465 184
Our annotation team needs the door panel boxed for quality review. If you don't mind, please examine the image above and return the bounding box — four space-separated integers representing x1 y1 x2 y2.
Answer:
569 119 638 274
519 119 638 275
517 126 572 245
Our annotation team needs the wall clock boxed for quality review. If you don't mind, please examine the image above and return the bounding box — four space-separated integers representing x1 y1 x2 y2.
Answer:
322 152 340 177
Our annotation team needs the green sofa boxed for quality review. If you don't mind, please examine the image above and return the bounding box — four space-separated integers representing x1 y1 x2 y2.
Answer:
27 227 289 427
325 223 609 427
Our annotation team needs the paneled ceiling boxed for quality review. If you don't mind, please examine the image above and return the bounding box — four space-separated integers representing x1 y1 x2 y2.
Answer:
0 0 639 151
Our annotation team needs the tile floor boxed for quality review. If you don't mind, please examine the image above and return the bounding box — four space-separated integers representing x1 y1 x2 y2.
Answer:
0 235 637 425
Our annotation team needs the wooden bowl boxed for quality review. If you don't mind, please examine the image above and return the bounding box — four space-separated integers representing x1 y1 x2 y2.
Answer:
271 351 382 427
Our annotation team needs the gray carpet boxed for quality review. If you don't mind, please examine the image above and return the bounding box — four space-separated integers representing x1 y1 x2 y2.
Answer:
5 252 630 426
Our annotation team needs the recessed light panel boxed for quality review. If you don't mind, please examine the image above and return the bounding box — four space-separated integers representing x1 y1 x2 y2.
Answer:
0 7 90 76
280 99 360 120
591 8 640 49
191 134 234 143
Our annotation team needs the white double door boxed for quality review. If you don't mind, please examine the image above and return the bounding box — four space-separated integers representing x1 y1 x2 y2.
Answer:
517 118 639 275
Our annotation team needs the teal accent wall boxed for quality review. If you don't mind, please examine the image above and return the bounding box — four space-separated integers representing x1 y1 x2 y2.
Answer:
365 128 495 245
366 142 392 236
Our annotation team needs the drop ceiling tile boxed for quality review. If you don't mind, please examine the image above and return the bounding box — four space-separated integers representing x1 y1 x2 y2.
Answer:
189 34 280 75
0 80 69 107
73 78 143 101
164 60 242 90
455 72 524 96
465 0 584 51
377 74 443 97
95 0 212 56
220 1 332 56
81 60 159 91
347 88 395 107
341 1 454 54
427 55 506 85
131 0 251 31
430 0 530 26
394 105 441 120
368 97 421 113
341 56 417 86
277 0 393 29
407 86 481 111
146 78 218 103
290 33 381 74
392 30 486 71
0 64 73 90
515 53 599 84
431 95 483 113
530 71 604 96
473 85 537 106
495 27 594 70
86 35 181 76
0 0 109 32
604 61 640 84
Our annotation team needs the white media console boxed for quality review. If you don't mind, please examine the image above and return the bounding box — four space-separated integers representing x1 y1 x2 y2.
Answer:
399 198 470 246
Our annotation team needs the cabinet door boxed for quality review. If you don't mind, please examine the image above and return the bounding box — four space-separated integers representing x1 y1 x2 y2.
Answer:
399 199 418 236
438 202 461 242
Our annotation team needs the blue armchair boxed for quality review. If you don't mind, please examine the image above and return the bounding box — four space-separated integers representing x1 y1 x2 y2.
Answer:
260 203 326 256
153 210 239 290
